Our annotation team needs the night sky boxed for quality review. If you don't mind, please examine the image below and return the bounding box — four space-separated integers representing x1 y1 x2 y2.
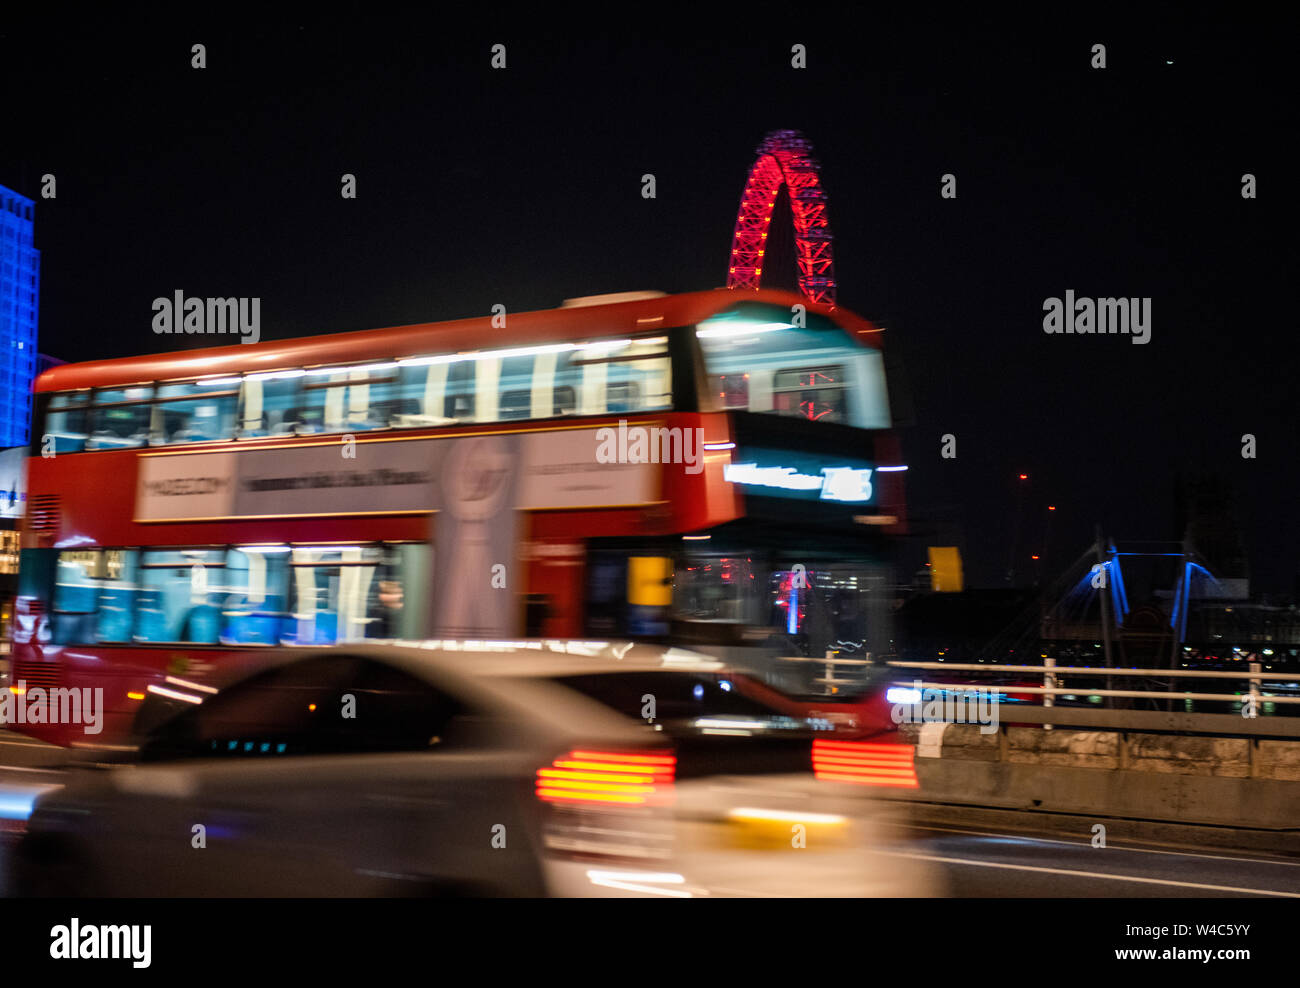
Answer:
2 16 1294 591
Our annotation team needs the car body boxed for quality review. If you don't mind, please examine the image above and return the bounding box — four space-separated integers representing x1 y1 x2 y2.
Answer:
15 641 936 897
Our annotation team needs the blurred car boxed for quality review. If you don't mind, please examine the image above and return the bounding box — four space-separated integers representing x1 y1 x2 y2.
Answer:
14 641 936 897
744 658 906 740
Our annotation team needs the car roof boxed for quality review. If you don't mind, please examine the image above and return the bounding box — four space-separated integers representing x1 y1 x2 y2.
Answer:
372 639 729 679
178 640 726 693
141 640 719 751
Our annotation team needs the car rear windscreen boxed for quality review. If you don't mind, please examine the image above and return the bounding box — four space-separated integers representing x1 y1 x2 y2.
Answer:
553 671 783 722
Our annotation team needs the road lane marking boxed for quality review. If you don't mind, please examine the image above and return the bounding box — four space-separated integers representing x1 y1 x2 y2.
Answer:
876 849 1300 897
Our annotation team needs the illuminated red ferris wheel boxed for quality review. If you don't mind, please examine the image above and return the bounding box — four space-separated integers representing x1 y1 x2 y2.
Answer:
726 129 836 306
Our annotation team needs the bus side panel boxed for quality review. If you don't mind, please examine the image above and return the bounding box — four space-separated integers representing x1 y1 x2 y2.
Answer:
522 525 586 638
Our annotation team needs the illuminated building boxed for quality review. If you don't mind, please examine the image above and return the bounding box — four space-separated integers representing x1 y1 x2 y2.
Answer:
0 185 39 447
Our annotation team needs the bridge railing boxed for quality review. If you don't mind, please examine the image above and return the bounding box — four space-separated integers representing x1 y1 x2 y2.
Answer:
777 654 1297 700
771 653 1300 738
885 660 1298 707
885 659 1300 740
906 702 1300 738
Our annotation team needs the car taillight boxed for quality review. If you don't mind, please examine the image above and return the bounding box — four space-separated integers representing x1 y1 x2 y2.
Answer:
537 748 677 862
812 739 918 788
536 749 676 806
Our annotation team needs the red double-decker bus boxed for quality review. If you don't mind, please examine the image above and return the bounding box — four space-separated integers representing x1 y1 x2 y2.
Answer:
10 288 906 745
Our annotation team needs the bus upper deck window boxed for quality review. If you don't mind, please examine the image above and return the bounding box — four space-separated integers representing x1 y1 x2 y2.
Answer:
555 337 670 417
606 380 641 414
86 387 153 450
443 361 475 421
772 365 848 423
296 365 399 434
239 375 301 437
155 381 239 444
45 392 91 453
709 373 749 409
695 303 890 428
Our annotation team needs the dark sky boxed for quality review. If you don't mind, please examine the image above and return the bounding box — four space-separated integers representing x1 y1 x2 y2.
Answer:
2 15 1295 591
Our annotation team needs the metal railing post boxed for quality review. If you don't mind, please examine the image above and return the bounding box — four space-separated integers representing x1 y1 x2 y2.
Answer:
1095 526 1114 704
1043 656 1055 731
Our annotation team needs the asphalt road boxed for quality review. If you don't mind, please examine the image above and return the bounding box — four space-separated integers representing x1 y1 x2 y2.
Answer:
882 819 1300 897
4 728 1300 898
